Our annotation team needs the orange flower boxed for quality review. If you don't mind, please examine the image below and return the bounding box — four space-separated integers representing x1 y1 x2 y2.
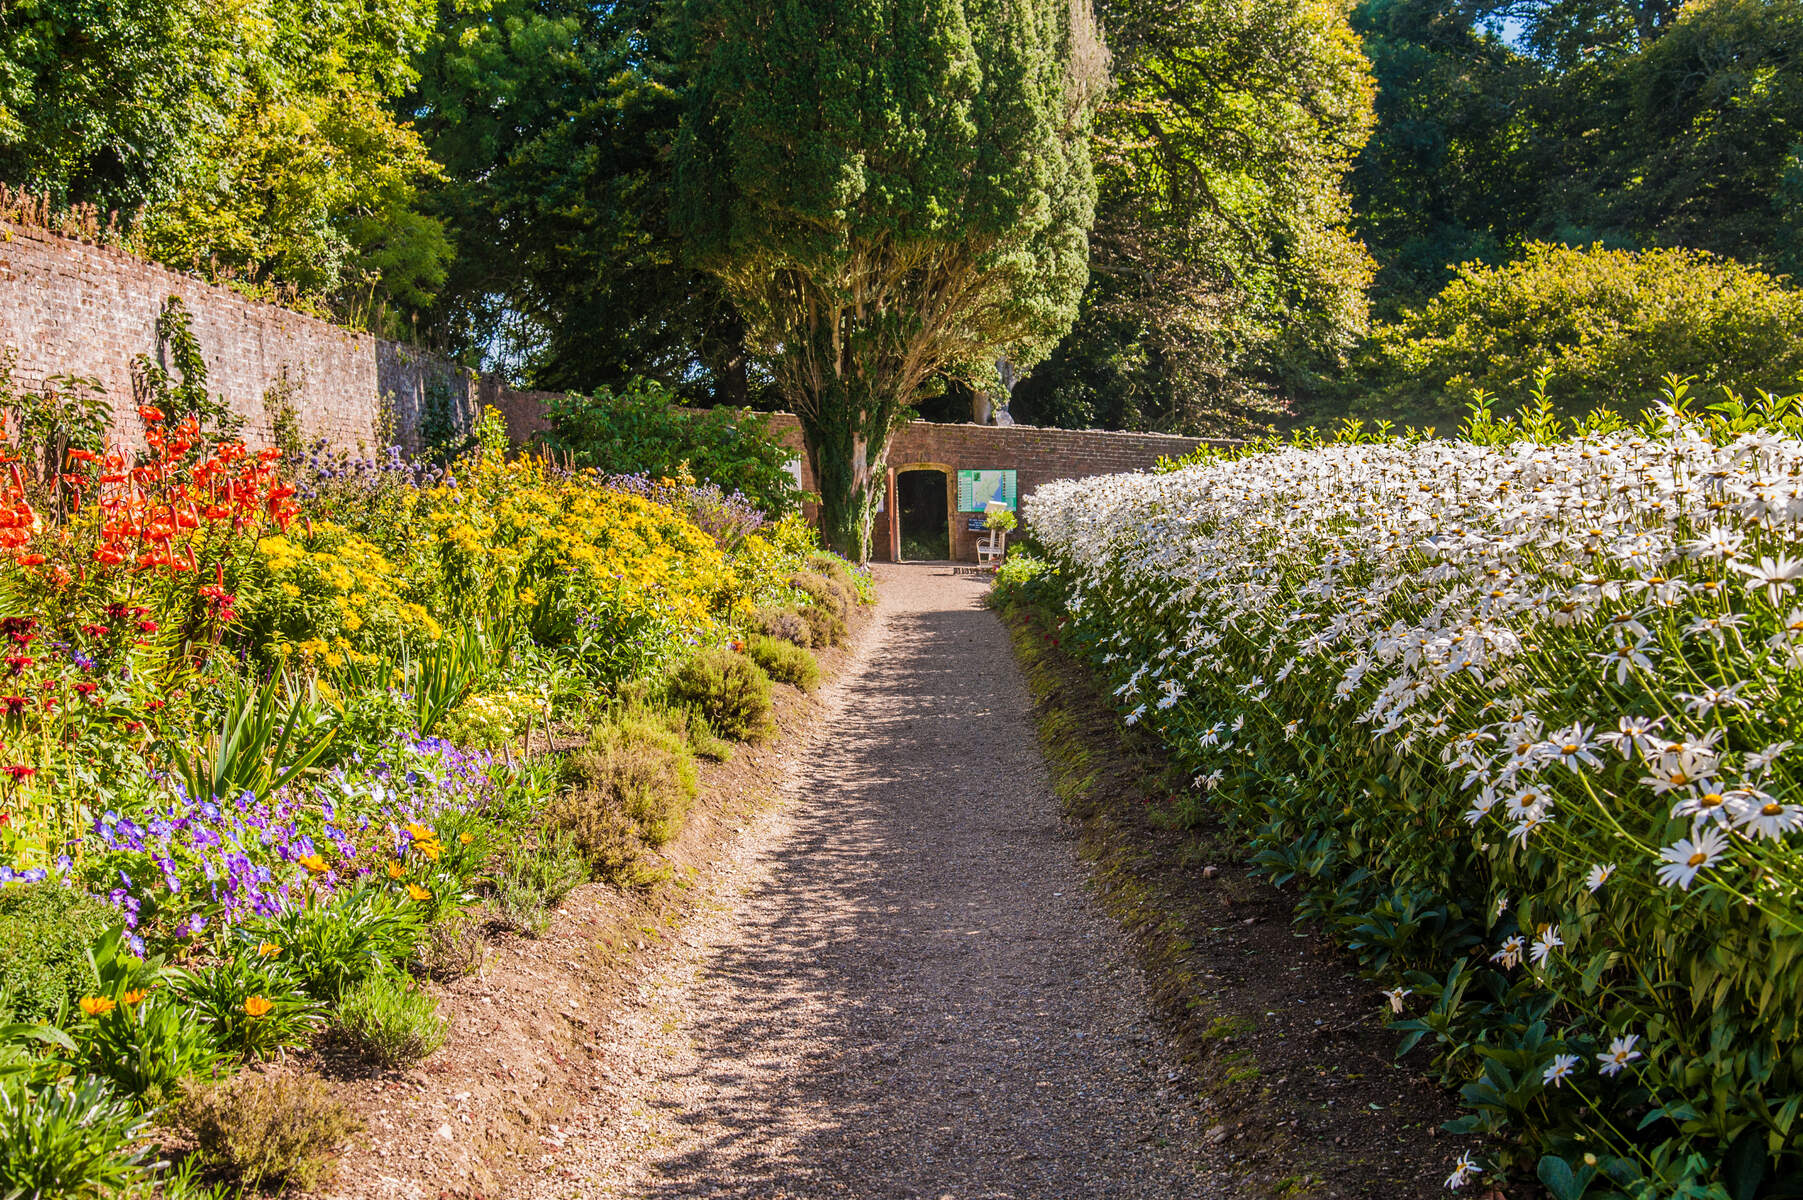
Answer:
257 941 282 958
458 832 473 845
80 995 115 1017
243 995 274 1019
297 853 329 874
386 860 406 879
406 883 431 902
121 988 148 1005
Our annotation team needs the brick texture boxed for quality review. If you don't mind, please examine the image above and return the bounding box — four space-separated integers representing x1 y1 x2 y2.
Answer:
766 414 1221 562
0 222 553 454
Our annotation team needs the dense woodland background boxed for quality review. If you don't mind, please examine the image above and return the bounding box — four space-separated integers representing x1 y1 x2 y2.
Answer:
4 0 1801 434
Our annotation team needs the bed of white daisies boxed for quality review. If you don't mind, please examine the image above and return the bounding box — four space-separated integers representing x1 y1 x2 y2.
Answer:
1026 413 1803 1197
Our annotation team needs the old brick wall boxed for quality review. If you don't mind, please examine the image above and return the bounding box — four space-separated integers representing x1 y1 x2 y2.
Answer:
0 222 555 454
765 414 1216 561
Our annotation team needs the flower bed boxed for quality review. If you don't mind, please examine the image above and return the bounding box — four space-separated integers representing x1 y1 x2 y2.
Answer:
1024 412 1803 1198
0 365 863 1194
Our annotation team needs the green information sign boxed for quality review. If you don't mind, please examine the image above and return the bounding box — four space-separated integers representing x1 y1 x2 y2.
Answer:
957 469 1017 512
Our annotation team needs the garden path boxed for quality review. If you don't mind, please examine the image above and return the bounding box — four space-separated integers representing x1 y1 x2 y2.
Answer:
521 564 1219 1199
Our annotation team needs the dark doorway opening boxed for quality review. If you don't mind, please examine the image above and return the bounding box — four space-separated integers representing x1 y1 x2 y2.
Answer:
896 469 950 561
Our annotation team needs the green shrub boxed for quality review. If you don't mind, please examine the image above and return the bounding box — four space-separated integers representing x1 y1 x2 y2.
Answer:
790 569 854 620
0 1076 151 1198
752 605 810 647
666 649 774 742
537 378 802 516
745 635 819 691
1355 242 1803 427
989 553 1052 612
492 829 590 938
244 885 423 1001
0 884 116 1021
564 715 700 843
334 971 446 1068
803 552 868 603
797 603 848 649
176 1071 358 1191
547 794 664 889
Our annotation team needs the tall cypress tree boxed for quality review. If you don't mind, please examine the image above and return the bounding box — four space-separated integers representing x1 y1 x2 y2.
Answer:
674 0 1102 560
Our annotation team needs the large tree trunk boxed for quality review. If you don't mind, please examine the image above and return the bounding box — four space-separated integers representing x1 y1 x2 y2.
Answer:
796 375 899 562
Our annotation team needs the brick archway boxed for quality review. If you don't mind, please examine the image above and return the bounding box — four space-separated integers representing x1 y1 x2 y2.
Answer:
886 461 956 562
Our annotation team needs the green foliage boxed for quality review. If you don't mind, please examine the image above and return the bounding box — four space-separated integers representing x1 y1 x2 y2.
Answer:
665 649 773 744
170 672 338 806
0 0 448 324
1559 0 1803 277
1346 0 1803 316
73 988 225 1108
989 553 1052 609
491 830 589 938
539 379 801 516
173 956 324 1061
563 713 699 844
744 636 818 693
674 0 1101 558
0 1076 152 1199
244 886 423 1001
333 971 445 1068
175 1071 358 1191
1013 0 1376 436
404 0 761 399
0 885 115 1022
1346 0 1542 309
1355 244 1803 428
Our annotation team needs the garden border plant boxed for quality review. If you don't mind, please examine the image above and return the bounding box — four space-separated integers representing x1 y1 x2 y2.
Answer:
1026 384 1803 1199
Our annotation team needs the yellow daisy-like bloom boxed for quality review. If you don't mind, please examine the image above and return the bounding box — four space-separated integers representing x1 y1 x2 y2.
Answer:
386 860 407 879
406 883 431 902
243 995 274 1019
80 996 115 1017
297 853 329 874
257 942 282 959
416 840 443 862
458 832 473 845
121 988 148 1005
404 822 434 840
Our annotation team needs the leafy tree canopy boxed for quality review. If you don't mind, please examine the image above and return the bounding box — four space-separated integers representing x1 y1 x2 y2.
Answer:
674 0 1103 557
1354 243 1803 428
0 0 449 327
1009 0 1377 436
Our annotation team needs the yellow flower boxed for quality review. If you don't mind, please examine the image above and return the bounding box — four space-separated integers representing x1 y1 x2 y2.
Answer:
406 883 431 902
458 832 473 845
243 995 274 1019
80 996 115 1017
386 860 407 879
297 854 329 875
257 942 282 959
403 822 434 840
416 840 443 862
121 988 148 1005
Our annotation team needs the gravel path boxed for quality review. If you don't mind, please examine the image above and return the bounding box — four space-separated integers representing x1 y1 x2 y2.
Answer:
522 564 1218 1200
